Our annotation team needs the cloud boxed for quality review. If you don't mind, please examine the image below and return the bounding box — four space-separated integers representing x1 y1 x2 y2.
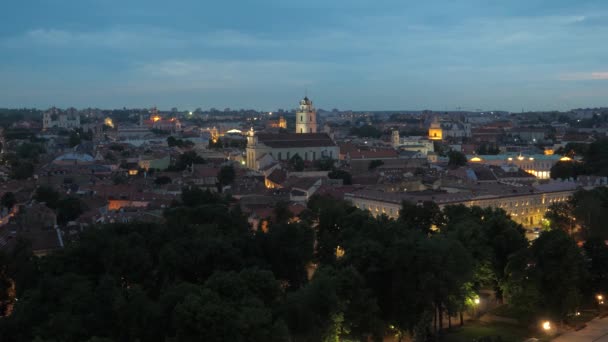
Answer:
558 72 608 81
3 27 189 49
128 58 347 92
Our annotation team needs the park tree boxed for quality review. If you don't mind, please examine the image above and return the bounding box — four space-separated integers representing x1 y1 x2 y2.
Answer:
583 236 608 295
505 230 587 322
398 200 442 235
545 202 576 235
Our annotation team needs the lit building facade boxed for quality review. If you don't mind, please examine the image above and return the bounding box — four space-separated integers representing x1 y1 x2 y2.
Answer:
467 153 575 179
345 182 586 229
428 117 443 141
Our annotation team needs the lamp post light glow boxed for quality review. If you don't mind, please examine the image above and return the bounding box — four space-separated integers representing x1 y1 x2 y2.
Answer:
474 297 480 305
542 320 551 331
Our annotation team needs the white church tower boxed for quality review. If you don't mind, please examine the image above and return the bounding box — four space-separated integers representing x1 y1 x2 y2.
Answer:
295 96 317 134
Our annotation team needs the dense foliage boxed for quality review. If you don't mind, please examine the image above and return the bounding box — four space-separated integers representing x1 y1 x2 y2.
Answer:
551 139 608 179
349 125 382 138
0 189 603 341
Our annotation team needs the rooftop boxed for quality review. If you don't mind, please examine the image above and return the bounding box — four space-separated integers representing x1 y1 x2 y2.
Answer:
256 133 336 148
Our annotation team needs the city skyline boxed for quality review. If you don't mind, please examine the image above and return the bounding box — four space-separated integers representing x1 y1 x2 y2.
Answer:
1 0 608 111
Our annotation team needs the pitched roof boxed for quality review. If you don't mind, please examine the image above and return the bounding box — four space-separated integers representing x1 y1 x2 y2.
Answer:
256 133 336 148
267 169 287 185
348 148 398 159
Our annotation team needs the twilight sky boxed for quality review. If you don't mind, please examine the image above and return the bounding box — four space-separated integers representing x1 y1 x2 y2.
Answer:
1 0 607 111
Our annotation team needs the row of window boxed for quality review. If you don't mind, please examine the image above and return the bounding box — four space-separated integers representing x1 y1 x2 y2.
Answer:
269 150 333 161
353 193 571 221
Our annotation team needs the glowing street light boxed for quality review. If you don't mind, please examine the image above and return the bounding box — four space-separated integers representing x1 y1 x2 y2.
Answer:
542 320 552 331
474 297 480 305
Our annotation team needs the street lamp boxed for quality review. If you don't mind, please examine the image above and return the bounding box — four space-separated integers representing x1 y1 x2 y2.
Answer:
474 297 480 305
542 320 551 331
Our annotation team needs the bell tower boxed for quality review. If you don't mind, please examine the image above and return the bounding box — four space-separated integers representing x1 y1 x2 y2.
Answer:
295 96 317 134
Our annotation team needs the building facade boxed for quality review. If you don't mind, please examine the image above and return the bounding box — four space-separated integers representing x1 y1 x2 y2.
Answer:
345 182 588 229
42 108 81 130
467 153 575 180
428 117 443 141
246 129 339 170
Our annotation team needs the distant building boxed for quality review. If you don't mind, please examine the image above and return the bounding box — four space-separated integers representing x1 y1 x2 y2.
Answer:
392 131 435 155
267 116 287 129
42 108 81 130
245 97 338 171
467 153 573 179
428 117 443 141
295 96 317 134
246 130 338 171
345 180 601 229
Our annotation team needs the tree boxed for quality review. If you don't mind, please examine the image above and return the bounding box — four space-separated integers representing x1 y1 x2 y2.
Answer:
56 197 86 225
583 237 608 296
398 200 442 235
349 125 382 138
447 151 467 168
217 165 236 187
368 160 384 170
9 161 34 180
315 158 334 171
273 201 293 224
505 230 587 322
545 202 576 235
167 136 178 147
259 222 314 290
34 186 61 209
168 151 206 171
69 131 81 147
154 176 172 185
17 143 45 160
180 187 222 207
1 192 16 209
289 154 304 172
550 161 585 180
328 169 352 185
584 139 608 176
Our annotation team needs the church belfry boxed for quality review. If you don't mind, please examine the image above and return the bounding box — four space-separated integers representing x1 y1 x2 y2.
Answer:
295 96 317 134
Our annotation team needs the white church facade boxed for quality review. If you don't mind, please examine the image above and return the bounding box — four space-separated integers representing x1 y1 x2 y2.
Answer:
246 96 339 171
